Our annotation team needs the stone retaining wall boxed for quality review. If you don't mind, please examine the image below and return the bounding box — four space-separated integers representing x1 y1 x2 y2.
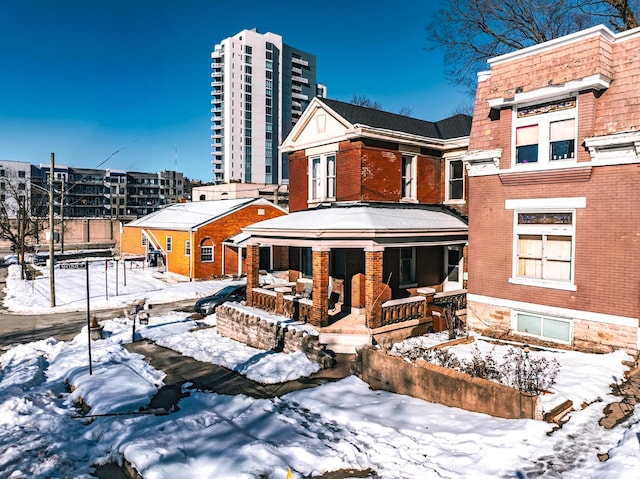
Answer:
354 346 543 420
216 304 334 368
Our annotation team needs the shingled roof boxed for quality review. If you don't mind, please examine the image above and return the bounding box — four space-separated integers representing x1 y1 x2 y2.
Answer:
320 98 472 140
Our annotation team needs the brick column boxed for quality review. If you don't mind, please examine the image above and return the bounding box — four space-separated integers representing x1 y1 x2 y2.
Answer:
246 244 260 307
310 248 329 327
365 249 384 329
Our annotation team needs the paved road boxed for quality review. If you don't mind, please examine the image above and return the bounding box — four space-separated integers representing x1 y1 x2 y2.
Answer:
0 262 196 350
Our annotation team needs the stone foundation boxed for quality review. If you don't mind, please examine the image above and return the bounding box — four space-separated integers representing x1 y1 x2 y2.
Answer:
216 304 335 369
467 300 639 354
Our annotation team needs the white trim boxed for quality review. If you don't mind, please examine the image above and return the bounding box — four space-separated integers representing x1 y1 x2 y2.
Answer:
463 149 501 176
467 293 638 328
488 26 616 67
508 276 577 291
488 74 609 109
505 197 586 210
305 143 339 157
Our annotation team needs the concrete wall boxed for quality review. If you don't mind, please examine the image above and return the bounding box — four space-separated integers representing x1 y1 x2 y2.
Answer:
355 346 542 420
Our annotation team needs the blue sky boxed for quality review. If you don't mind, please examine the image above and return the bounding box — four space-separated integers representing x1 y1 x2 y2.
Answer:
0 0 470 181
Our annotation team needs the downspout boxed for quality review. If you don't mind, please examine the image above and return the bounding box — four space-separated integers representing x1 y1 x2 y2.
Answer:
189 229 194 280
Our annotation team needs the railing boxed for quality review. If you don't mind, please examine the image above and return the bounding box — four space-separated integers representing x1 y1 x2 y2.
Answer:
432 290 467 311
282 295 313 323
381 296 426 327
251 288 277 313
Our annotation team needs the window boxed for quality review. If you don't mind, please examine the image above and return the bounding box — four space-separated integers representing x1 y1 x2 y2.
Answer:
141 235 148 246
446 159 464 201
201 246 213 262
513 211 575 289
399 247 416 286
401 154 416 200
514 311 571 343
166 236 172 252
514 98 577 166
18 170 26 178
309 153 336 202
185 240 191 256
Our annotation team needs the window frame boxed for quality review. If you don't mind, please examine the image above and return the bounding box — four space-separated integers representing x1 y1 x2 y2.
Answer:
401 154 416 201
512 310 572 344
166 236 172 252
308 152 337 204
200 245 214 263
445 158 465 203
510 210 577 291
512 97 578 168
399 246 416 288
185 240 191 257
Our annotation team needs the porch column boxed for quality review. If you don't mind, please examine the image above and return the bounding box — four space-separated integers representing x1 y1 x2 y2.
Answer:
365 248 385 329
246 243 260 307
310 248 330 327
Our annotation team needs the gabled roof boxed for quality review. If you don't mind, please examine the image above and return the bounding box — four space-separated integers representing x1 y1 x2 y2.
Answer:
125 198 282 231
320 98 472 140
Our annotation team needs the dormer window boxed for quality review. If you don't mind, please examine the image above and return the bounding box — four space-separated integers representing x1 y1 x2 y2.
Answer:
514 98 577 166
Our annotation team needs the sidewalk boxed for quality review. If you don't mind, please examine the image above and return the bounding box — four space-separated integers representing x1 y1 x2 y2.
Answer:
125 339 354 411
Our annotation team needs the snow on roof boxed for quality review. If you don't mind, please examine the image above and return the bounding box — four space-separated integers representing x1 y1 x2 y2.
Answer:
243 203 468 237
126 198 270 231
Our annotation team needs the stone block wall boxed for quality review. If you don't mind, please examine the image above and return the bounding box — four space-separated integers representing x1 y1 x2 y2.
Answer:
216 304 334 369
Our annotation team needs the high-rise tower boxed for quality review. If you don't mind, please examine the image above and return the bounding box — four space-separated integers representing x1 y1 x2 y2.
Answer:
210 28 324 184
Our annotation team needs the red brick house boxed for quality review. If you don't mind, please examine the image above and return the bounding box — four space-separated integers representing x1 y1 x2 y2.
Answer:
464 25 640 354
240 98 472 351
121 198 287 280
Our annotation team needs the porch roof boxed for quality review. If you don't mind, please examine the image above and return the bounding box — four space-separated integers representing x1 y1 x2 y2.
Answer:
243 202 468 248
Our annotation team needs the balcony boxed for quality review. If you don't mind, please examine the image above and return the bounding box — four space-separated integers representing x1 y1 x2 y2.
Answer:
291 75 309 85
291 57 309 67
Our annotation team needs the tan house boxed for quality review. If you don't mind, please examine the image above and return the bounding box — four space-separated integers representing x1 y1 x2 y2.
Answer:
120 198 287 280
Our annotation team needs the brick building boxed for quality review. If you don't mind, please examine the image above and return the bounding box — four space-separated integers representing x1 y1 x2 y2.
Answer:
238 99 471 351
120 198 287 280
464 25 640 354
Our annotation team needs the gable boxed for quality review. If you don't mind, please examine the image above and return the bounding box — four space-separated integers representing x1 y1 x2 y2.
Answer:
282 99 352 152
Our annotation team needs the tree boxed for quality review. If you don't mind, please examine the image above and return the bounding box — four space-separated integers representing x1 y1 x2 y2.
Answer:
349 94 383 110
427 0 639 92
0 173 48 279
398 105 414 117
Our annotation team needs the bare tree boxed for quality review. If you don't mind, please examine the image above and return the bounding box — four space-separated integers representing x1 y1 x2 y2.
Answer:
350 94 383 110
427 0 639 91
0 174 47 279
398 105 414 117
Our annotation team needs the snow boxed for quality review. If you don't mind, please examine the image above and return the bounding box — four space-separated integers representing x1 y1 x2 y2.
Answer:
1 261 640 478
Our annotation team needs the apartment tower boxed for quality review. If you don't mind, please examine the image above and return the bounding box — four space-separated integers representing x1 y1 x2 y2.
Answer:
211 28 323 185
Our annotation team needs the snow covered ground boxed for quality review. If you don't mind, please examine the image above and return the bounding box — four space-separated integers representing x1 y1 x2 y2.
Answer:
1 260 640 478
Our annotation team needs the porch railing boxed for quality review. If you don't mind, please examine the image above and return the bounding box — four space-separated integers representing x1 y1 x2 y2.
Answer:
381 296 426 326
283 295 313 323
251 288 277 313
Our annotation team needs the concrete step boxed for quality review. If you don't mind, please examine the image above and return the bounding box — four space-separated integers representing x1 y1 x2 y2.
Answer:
319 332 372 354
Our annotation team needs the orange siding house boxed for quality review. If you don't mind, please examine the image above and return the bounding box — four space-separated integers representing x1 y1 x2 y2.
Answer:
121 198 287 280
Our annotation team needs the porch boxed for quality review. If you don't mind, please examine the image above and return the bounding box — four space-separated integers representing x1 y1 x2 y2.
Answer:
241 203 469 352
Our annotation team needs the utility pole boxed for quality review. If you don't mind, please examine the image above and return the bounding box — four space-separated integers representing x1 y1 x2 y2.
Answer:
49 152 56 307
60 177 65 254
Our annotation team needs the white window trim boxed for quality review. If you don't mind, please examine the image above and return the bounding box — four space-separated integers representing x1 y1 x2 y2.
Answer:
512 97 578 168
308 152 337 204
200 245 214 263
185 240 191 257
511 309 573 345
509 209 577 291
401 154 417 202
166 236 172 252
445 157 465 204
